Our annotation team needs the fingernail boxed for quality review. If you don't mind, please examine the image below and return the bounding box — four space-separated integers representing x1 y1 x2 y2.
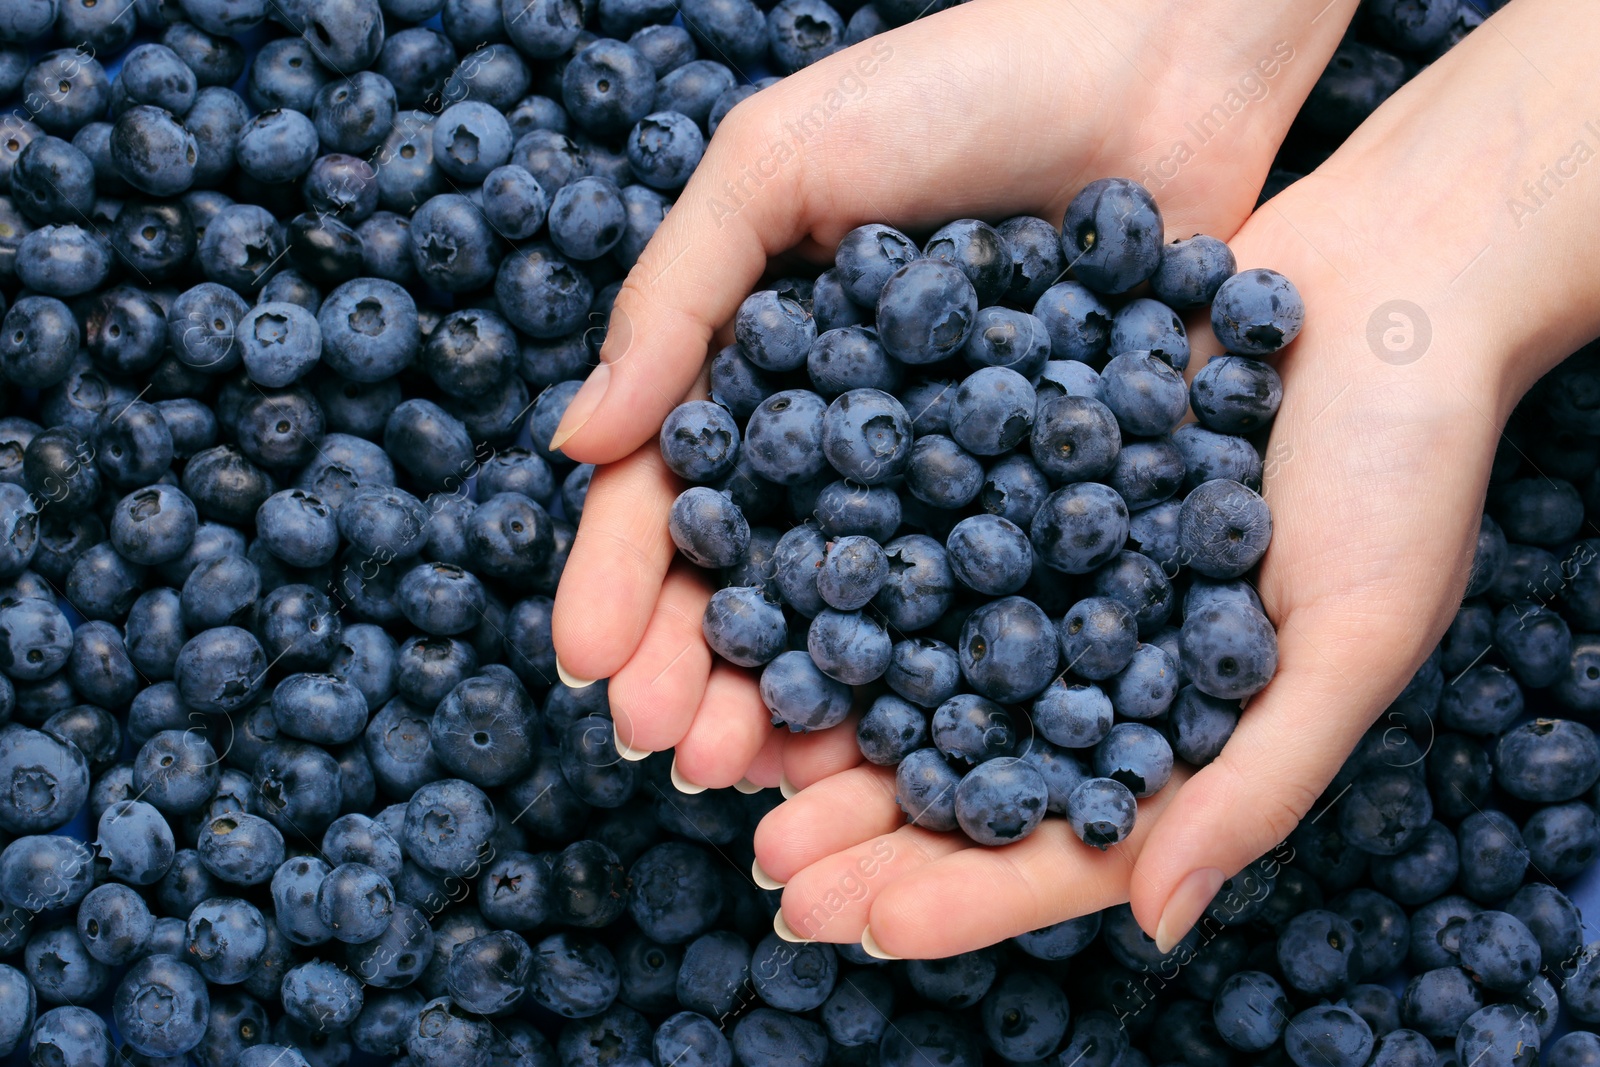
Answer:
779 773 798 800
613 724 650 762
733 778 763 794
752 858 785 891
670 756 707 795
860 926 900 960
555 657 596 690
1154 867 1227 954
773 911 812 943
548 361 610 453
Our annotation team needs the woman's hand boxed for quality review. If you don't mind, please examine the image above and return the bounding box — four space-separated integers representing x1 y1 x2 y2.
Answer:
755 0 1600 958
550 0 1360 792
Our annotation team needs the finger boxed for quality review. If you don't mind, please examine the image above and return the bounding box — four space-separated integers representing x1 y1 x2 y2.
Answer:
548 100 814 464
671 662 771 791
779 824 969 943
1128 600 1436 953
863 774 1185 958
605 562 715 757
781 716 866 792
743 728 789 791
753 764 904 880
550 442 677 683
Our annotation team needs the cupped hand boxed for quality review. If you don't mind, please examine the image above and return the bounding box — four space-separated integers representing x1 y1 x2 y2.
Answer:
757 0 1600 958
550 0 1359 792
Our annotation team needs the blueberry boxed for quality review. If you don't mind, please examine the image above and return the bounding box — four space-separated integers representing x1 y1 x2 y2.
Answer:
958 595 1058 702
1211 970 1289 1053
1060 178 1163 295
280 959 363 1032
905 434 984 509
875 259 978 365
954 757 1049 845
1067 776 1137 849
894 747 962 831
196 811 285 887
807 607 891 684
626 111 705 189
1031 394 1121 483
1494 600 1572 687
1551 1033 1600 1067
547 175 627 261
1282 1004 1373 1067
1190 354 1283 434
1101 350 1188 436
1179 601 1278 699
563 39 657 136
185 897 269 984
29 1007 110 1067
114 955 209 1058
1278 909 1362 997
1211 268 1305 355
1152 234 1236 308
744 390 829 486
110 105 198 197
446 930 532 1014
808 325 901 397
1030 483 1130 575
1494 718 1599 801
1110 297 1190 371
945 514 1032 596
735 289 816 373
1104 643 1179 720
821 388 912 483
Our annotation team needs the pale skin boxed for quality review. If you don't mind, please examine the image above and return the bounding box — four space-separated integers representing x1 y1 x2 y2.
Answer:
550 0 1600 957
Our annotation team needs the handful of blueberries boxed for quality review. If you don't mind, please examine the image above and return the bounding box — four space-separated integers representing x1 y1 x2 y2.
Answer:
664 176 1297 851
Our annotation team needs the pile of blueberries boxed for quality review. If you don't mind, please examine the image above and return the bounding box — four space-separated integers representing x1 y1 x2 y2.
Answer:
663 176 1295 853
0 0 1595 1065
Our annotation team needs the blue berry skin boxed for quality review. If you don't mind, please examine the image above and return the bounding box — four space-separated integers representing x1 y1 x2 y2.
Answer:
749 930 836 1012
1110 297 1190 371
1031 483 1130 575
659 399 739 483
1568 942 1600 1024
954 756 1049 845
402 778 495 880
77 882 154 967
1211 970 1289 1053
272 673 368 746
442 930 531 1015
1454 810 1525 904
499 243 594 340
1278 909 1362 998
1036 360 1105 407
730 1007 826 1067
1495 601 1572 688
808 326 901 399
1283 1004 1373 1067
759 650 852 733
744 390 829 486
895 747 962 831
315 862 395 945
184 897 269 984
1525 801 1600 880
676 931 751 1019
932 693 1013 764
1174 424 1263 491
807 608 891 685
110 106 198 197
1211 268 1306 355
958 595 1059 703
922 218 1009 306
1060 178 1164 295
703 585 786 667
821 388 912 484
1093 722 1173 798
1091 549 1175 635
994 215 1066 306
548 175 627 261
734 290 816 375
1152 234 1236 308
1059 596 1139 681
1550 1033 1600 1067
1068 776 1137 850
1168 685 1240 765
239 302 322 389
857 694 930 765
1444 664 1527 737
976 456 1050 531
1179 478 1273 579
0 834 95 911
1191 354 1283 434
1494 719 1599 801
1180 602 1278 700
1016 736 1088 815
174 625 267 716
629 842 724 944
28 1007 110 1067
477 164 548 241
94 798 175 886
1031 395 1121 483
906 434 984 509
526 931 619 1017
948 367 1035 456
563 39 657 136
772 523 828 616
1457 910 1540 993
651 1011 732 1067
709 346 773 421
834 222 921 306
1105 643 1179 720
197 810 286 887
946 514 1032 596
876 259 979 365
1032 678 1113 749
1101 350 1189 436
817 534 888 610
627 111 705 189
886 637 962 708
1034 282 1113 365
114 955 210 1058
669 486 750 569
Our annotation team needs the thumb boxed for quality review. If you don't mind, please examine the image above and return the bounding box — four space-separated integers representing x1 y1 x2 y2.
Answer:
546 89 821 464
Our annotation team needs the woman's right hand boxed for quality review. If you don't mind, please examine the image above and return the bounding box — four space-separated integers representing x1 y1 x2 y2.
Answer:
550 0 1360 791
